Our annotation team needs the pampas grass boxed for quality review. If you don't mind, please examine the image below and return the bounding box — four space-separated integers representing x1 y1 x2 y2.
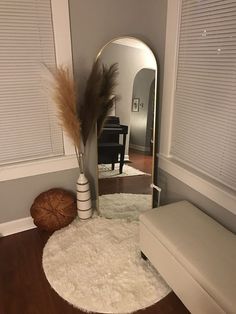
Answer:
52 66 81 151
51 61 119 152
80 60 119 145
97 63 119 137
79 60 103 146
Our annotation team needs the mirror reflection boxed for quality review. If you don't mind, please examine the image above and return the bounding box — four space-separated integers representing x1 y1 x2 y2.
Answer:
97 37 157 218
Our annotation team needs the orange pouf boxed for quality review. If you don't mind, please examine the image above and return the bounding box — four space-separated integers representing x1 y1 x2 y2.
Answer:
30 188 77 232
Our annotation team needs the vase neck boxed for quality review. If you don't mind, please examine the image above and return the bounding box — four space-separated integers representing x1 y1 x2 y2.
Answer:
79 153 84 174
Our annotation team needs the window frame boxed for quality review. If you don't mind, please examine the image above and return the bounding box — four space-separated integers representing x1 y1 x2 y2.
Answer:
159 0 236 215
0 0 77 182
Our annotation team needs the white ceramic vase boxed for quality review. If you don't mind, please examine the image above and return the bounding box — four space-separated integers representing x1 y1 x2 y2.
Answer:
76 153 92 219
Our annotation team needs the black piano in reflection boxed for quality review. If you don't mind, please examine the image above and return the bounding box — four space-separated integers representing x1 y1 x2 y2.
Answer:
98 116 128 174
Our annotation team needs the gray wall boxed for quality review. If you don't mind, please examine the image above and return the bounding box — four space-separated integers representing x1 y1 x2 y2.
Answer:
69 0 168 195
146 80 155 150
158 169 236 233
0 169 79 224
130 69 155 151
99 43 156 155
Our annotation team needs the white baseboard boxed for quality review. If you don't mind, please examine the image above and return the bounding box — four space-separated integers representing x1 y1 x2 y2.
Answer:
117 154 129 161
124 154 129 161
0 217 36 237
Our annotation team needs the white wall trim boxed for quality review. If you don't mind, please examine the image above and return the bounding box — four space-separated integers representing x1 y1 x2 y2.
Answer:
0 155 78 182
159 155 236 215
0 217 36 237
117 155 129 161
51 0 75 156
159 0 181 156
124 154 129 161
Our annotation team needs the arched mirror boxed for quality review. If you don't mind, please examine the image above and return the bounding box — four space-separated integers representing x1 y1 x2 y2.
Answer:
96 37 158 217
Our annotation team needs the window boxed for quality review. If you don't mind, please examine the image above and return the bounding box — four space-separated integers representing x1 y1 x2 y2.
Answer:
160 0 236 213
0 0 64 166
171 0 236 191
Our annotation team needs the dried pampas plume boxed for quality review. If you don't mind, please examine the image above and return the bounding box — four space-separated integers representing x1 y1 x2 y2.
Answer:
97 63 119 137
80 60 119 144
52 66 81 152
49 61 119 153
80 60 103 146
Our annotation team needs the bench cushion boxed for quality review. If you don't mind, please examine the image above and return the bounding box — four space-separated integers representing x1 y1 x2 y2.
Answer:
140 201 236 313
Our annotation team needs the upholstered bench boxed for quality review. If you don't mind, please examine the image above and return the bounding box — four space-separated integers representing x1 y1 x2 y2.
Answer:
139 201 236 314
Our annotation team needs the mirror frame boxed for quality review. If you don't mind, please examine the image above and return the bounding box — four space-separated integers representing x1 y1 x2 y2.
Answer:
95 36 158 212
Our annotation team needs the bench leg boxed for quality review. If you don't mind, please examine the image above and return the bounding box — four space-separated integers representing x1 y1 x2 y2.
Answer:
141 251 148 261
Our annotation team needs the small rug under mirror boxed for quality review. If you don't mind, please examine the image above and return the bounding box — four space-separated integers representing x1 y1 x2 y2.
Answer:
43 203 171 314
98 164 150 179
99 193 152 220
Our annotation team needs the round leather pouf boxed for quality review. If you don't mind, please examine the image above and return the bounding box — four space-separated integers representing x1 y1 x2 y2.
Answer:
30 188 77 232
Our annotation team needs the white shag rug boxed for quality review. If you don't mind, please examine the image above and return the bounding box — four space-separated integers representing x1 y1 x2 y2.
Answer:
43 217 170 314
98 164 150 179
99 193 152 220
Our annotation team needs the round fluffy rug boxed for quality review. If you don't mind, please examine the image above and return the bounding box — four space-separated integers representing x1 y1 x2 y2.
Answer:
99 193 152 220
43 217 170 314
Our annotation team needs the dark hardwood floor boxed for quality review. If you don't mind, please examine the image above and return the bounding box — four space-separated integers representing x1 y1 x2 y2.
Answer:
0 228 189 314
0 150 189 314
99 149 153 196
128 148 153 174
99 175 152 195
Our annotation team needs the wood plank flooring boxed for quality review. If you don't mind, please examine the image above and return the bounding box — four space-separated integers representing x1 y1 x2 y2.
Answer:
99 175 151 195
0 149 189 314
128 149 153 174
0 228 189 314
99 149 153 195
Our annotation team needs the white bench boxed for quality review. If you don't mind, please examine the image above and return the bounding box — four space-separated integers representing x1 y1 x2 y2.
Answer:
140 201 236 314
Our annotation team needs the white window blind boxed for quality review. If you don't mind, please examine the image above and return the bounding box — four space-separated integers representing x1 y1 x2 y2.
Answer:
171 0 236 191
0 0 64 166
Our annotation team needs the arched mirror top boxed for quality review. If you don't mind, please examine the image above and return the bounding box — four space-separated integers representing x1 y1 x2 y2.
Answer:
97 36 157 72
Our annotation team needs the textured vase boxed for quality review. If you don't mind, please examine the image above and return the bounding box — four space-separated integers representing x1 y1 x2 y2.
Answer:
76 153 92 219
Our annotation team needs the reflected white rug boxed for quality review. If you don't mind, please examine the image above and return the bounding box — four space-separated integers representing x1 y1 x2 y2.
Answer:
99 193 152 220
98 164 150 178
43 217 170 313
